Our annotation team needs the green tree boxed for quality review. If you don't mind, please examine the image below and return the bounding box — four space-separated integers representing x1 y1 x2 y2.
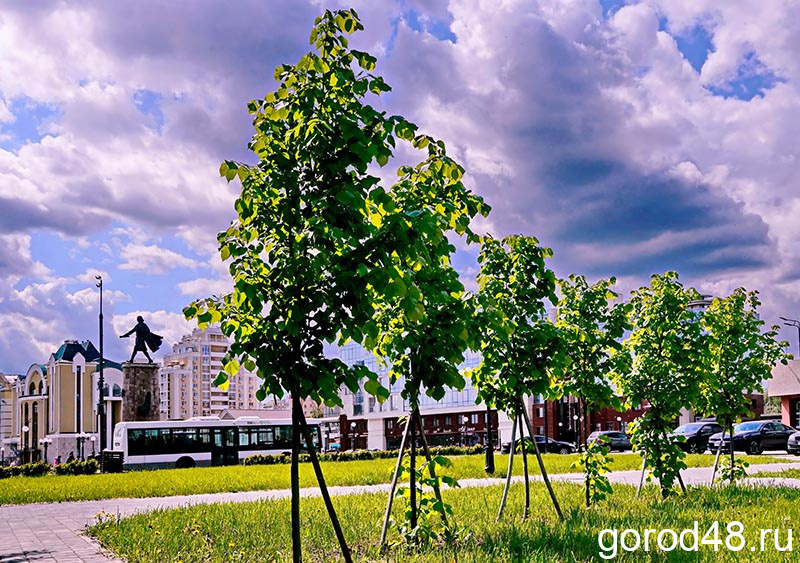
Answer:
373 132 490 548
471 234 564 520
615 271 705 499
698 288 791 484
183 9 442 562
555 275 630 506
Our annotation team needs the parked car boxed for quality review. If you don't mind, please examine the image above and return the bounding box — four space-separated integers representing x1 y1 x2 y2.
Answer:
669 422 723 453
786 431 800 455
587 431 632 451
501 435 576 455
707 421 795 455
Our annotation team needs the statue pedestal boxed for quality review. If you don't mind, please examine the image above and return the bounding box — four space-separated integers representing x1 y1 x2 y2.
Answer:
122 363 160 422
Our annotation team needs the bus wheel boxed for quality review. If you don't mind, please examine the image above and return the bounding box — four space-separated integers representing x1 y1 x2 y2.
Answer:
176 456 196 469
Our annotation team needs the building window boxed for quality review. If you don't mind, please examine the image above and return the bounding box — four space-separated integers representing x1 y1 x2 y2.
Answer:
471 414 479 425
536 407 544 418
445 416 452 426
368 397 376 413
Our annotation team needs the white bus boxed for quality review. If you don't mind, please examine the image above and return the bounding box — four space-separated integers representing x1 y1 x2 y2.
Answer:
111 416 322 470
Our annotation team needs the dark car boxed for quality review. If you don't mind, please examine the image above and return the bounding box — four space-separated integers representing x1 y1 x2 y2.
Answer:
501 435 576 455
707 421 795 455
786 431 800 455
670 422 723 453
587 431 632 452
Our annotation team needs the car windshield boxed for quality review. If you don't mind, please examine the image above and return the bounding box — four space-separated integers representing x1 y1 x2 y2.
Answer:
673 424 702 434
734 422 763 433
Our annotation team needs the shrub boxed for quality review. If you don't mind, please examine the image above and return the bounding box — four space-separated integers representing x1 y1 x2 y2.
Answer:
0 461 52 479
243 445 484 466
54 458 99 476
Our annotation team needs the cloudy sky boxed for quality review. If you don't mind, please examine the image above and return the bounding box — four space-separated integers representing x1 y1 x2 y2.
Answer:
1 0 799 373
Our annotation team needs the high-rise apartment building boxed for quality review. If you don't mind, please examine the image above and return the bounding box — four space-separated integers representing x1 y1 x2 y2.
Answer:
158 326 268 420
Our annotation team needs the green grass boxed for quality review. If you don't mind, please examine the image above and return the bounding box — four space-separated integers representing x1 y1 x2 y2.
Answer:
88 482 800 562
0 453 791 505
752 467 800 479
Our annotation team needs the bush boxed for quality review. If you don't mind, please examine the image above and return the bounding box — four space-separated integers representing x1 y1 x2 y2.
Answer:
243 445 484 466
54 458 99 476
0 461 52 479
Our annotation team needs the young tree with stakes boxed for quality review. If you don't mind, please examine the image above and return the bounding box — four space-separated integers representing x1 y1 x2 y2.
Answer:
615 271 705 499
555 274 630 507
183 9 449 562
372 129 490 549
471 235 565 520
698 288 791 484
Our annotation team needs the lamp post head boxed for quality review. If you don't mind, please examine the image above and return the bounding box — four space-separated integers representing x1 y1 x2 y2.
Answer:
21 425 29 433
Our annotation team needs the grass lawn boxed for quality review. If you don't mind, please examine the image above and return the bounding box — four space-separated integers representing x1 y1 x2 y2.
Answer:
0 453 791 505
753 467 800 479
88 481 800 562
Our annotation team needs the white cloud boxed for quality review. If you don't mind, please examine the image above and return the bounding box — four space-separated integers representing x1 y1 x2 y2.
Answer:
177 277 232 299
117 243 202 274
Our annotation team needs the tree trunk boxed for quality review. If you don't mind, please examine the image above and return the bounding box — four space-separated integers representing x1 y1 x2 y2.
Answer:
485 404 495 474
409 416 418 531
729 422 735 486
520 412 531 519
413 408 448 527
380 413 413 548
297 411 352 563
520 397 563 519
291 393 302 563
636 453 647 498
709 417 728 485
497 412 517 521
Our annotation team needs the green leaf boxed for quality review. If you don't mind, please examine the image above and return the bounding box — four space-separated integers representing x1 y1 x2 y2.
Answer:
213 372 230 391
224 359 240 377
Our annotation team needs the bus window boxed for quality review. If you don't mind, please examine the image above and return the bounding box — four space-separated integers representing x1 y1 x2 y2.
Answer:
274 426 292 450
238 428 251 447
129 429 146 456
199 428 211 447
255 427 274 448
144 429 164 454
173 428 199 453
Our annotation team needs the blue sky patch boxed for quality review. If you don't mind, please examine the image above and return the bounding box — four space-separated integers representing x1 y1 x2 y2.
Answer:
675 24 714 73
0 97 61 152
706 51 785 101
599 0 627 19
132 89 165 133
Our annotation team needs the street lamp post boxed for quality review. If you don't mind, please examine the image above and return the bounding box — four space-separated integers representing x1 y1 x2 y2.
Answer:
616 416 623 432
572 415 580 450
780 317 800 357
1 447 4 467
96 275 106 458
21 425 29 464
90 435 96 458
484 404 495 474
349 422 357 451
38 437 52 464
77 432 89 460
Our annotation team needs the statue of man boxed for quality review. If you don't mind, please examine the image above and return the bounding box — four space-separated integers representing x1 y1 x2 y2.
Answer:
120 315 163 363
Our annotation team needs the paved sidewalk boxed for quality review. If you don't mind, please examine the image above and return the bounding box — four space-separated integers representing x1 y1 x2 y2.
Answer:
2 462 799 563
